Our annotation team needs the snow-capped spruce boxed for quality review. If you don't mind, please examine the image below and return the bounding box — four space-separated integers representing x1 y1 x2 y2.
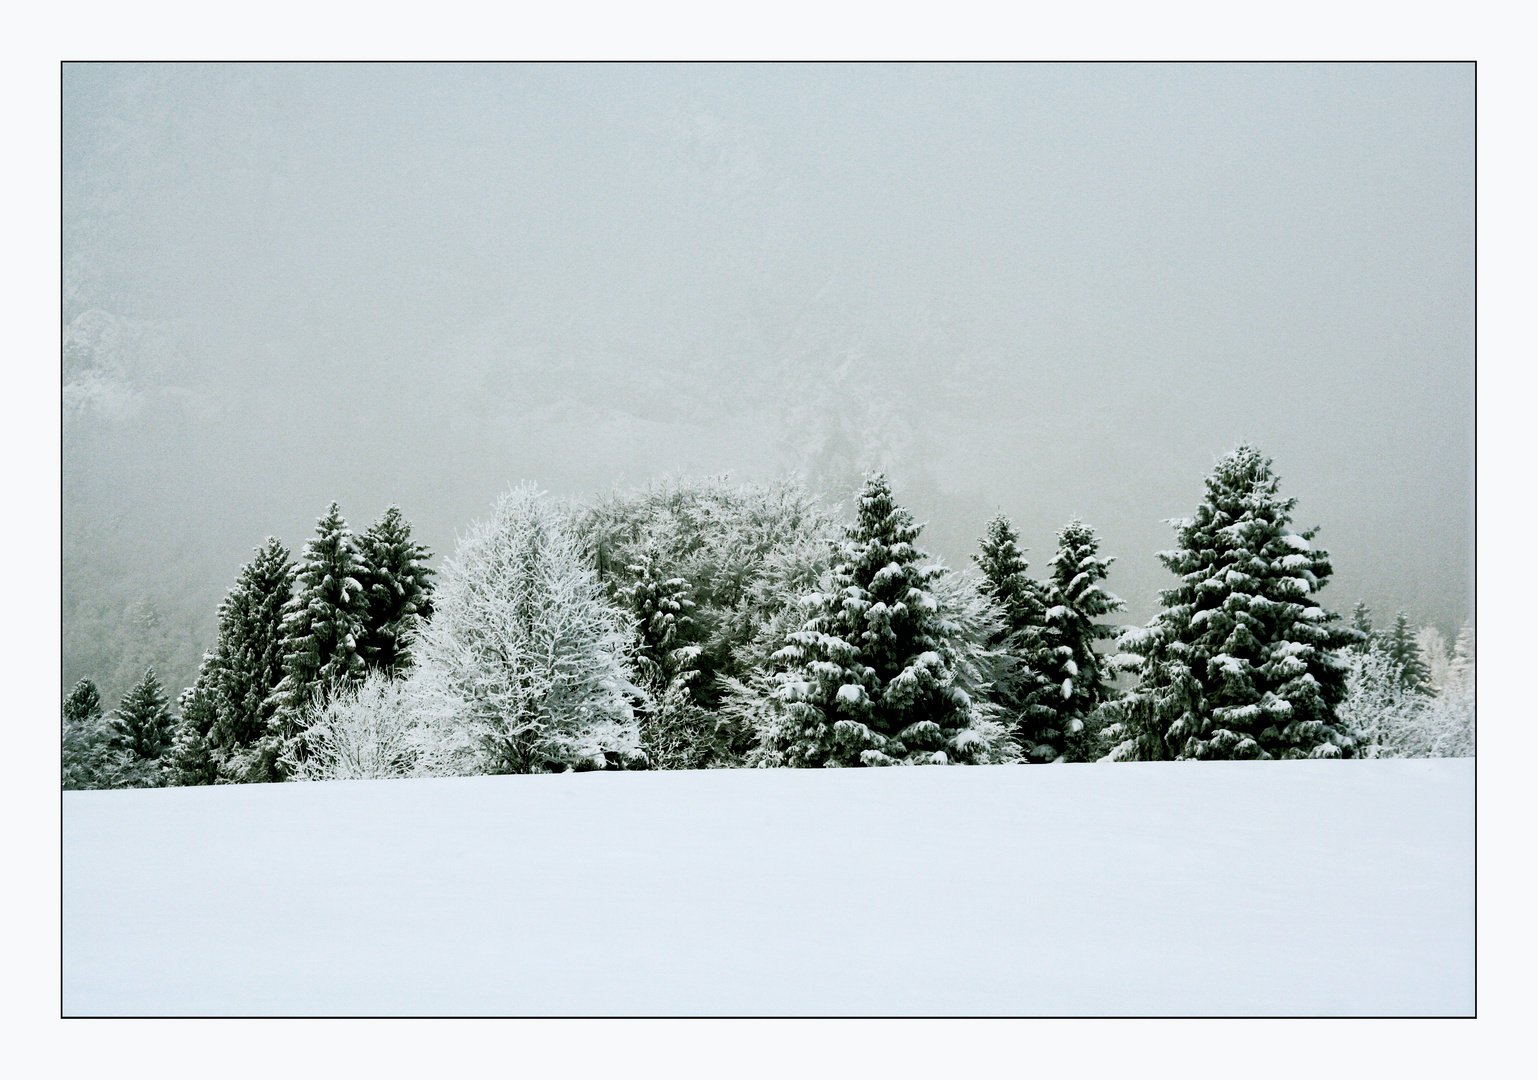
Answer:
1021 519 1125 762
357 505 436 677
266 504 371 766
1383 611 1431 695
1101 445 1361 760
1350 601 1375 651
410 483 642 774
758 473 1014 767
972 513 1053 726
108 667 176 761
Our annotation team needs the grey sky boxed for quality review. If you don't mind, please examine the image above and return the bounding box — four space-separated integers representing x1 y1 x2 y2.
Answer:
62 63 1474 701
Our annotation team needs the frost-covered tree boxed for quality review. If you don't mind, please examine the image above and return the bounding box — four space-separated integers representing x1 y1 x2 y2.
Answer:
1339 621 1474 758
62 679 113 790
267 504 371 765
357 506 435 677
1337 647 1425 758
411 484 642 774
751 474 1016 767
573 474 838 764
107 667 175 762
1022 519 1126 762
1102 446 1361 761
1383 611 1432 694
282 672 453 781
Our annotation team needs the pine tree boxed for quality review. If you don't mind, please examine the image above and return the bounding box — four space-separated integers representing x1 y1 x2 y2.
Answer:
1023 519 1126 762
760 473 1010 767
108 667 175 761
62 678 112 790
267 504 371 759
187 538 297 783
1383 611 1432 695
357 505 436 677
1102 446 1361 760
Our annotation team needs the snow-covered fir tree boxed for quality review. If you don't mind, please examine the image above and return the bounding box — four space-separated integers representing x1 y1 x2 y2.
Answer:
753 473 1015 767
1102 446 1361 760
107 667 175 763
971 514 1052 730
1022 519 1126 762
1383 611 1431 694
621 556 711 769
164 682 221 786
266 504 371 769
357 506 435 677
411 484 642 774
191 538 297 783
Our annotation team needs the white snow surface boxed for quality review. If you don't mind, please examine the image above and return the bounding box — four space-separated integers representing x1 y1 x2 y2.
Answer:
63 760 1473 1016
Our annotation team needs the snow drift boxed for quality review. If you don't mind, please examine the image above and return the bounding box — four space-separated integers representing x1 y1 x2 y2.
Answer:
63 760 1473 1016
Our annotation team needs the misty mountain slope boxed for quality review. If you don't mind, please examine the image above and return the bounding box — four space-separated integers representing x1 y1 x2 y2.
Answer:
64 759 1473 1016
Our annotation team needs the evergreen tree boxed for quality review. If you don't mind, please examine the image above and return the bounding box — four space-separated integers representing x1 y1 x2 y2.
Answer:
1350 601 1375 651
357 505 436 677
1102 446 1361 760
107 667 175 761
62 678 112 790
164 682 221 786
971 514 1053 752
758 473 1011 767
1383 611 1432 694
1022 519 1126 762
192 538 296 783
621 556 711 768
267 504 371 762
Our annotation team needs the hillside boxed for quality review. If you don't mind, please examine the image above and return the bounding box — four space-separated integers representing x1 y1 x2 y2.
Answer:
63 759 1474 1016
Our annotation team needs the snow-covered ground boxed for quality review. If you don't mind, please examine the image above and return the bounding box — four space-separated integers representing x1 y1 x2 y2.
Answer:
63 760 1474 1016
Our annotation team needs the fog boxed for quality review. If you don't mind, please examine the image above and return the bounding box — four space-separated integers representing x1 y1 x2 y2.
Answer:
62 63 1474 703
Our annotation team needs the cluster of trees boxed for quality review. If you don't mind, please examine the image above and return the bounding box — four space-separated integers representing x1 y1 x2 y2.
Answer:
63 504 435 788
62 445 1474 788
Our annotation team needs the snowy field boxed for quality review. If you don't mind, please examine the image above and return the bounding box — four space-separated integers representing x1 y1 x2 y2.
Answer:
63 760 1474 1016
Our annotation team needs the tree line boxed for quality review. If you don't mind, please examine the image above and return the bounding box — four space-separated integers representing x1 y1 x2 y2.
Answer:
61 444 1474 788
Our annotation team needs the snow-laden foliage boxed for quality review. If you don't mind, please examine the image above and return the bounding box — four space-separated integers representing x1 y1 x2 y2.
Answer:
411 484 642 774
1339 625 1474 758
107 667 176 762
267 505 372 771
620 557 712 769
163 682 220 786
971 514 1051 728
747 474 1018 767
62 679 116 790
572 474 839 765
1102 446 1361 761
1023 519 1125 762
357 506 436 677
279 673 466 781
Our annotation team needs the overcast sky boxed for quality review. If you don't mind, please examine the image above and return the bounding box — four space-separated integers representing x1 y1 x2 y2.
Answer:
62 62 1474 696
